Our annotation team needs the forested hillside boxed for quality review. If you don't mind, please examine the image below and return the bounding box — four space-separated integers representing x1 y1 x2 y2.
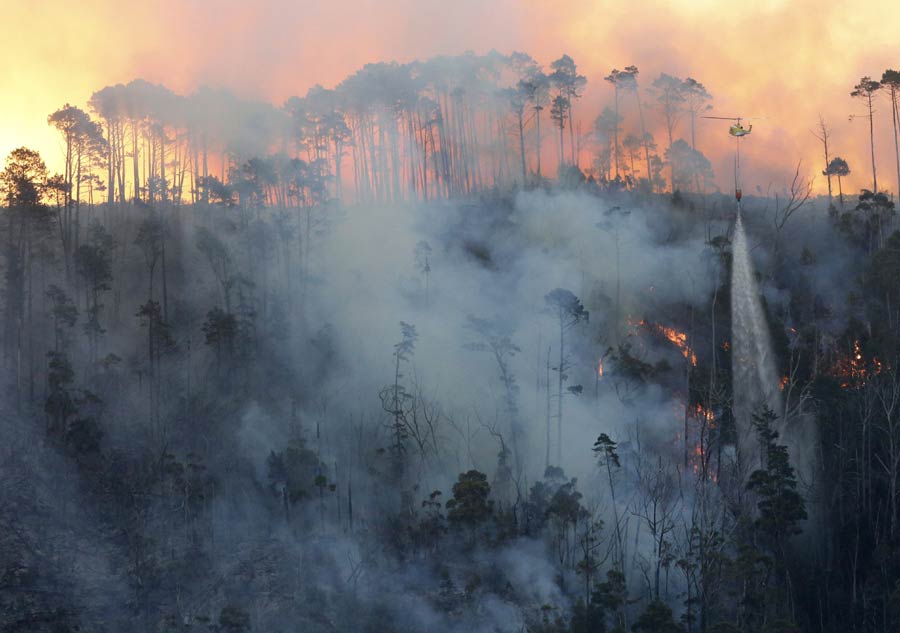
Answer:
2 50 900 633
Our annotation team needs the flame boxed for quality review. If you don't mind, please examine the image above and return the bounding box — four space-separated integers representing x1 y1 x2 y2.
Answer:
686 404 716 479
628 318 697 366
779 375 789 390
669 401 717 480
657 325 697 366
597 357 604 379
694 444 704 459
830 339 884 388
722 341 731 352
694 403 714 423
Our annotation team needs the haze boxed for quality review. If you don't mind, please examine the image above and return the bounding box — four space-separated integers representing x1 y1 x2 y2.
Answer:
4 0 900 195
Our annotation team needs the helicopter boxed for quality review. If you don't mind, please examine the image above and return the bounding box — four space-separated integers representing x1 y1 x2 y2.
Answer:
701 115 763 206
702 115 754 136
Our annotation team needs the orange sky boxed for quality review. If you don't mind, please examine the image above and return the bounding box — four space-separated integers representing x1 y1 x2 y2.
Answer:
3 0 900 197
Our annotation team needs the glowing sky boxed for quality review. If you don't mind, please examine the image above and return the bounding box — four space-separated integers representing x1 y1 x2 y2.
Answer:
3 0 900 196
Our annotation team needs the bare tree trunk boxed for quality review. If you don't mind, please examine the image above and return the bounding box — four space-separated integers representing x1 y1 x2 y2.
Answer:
816 116 833 203
132 120 140 202
161 216 169 322
545 345 551 470
106 119 115 205
890 87 900 201
569 102 577 166
75 149 82 254
612 88 620 178
26 231 34 401
636 88 653 191
558 122 564 169
118 126 126 203
518 110 527 185
557 317 564 466
160 128 167 203
868 94 878 193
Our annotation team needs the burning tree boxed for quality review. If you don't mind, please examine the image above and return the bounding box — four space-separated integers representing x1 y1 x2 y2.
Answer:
629 318 697 366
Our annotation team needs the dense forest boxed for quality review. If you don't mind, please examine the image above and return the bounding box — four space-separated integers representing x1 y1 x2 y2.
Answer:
3 51 900 633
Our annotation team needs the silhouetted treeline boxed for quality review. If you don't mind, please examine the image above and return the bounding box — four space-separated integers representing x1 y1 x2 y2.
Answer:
44 52 732 217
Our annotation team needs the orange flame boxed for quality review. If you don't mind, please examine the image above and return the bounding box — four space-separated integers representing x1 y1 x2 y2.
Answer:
597 357 604 379
673 402 716 480
657 325 697 366
830 340 884 388
694 403 714 423
628 318 697 366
